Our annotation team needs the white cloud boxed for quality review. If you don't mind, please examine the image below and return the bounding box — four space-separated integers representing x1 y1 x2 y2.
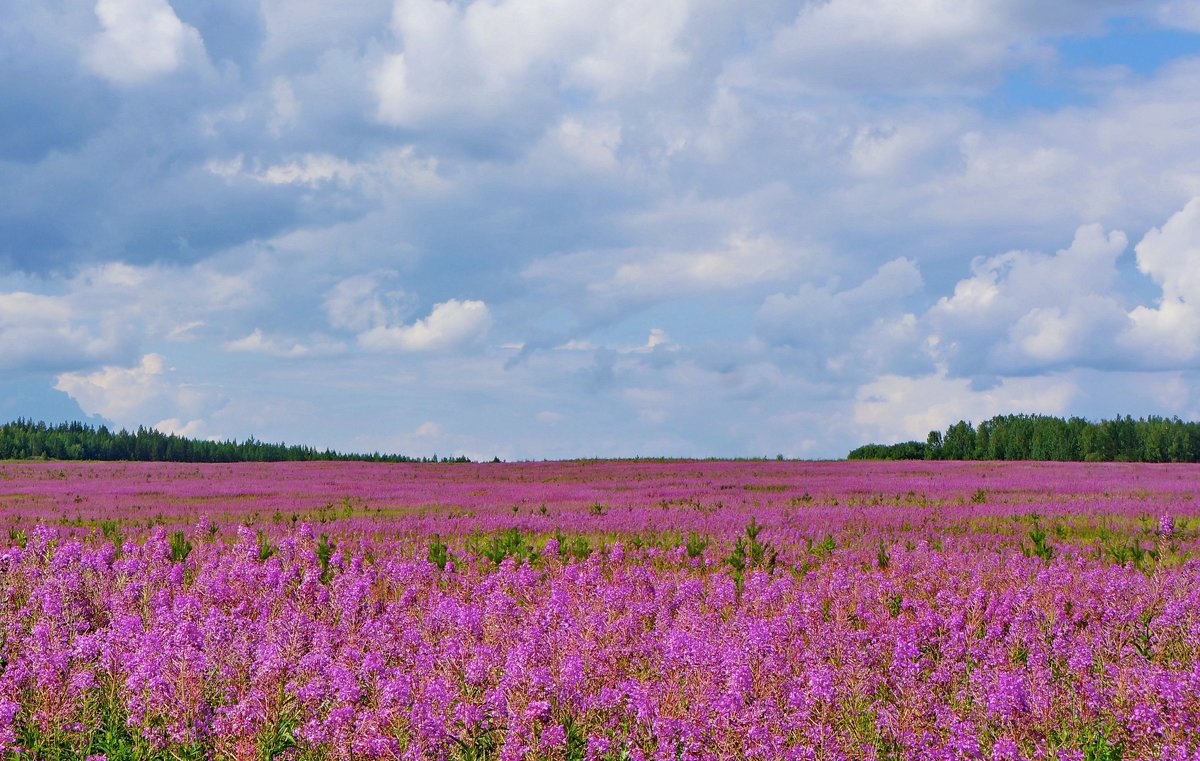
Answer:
224 329 345 358
927 224 1130 372
268 78 299 134
1157 1 1200 31
358 299 493 351
853 366 1078 443
259 0 392 61
206 149 445 192
256 155 360 187
556 339 595 351
623 386 672 424
848 117 966 178
535 114 623 172
0 291 128 371
756 257 924 377
1124 197 1200 363
414 420 441 437
166 321 205 341
783 58 1200 264
0 255 269 376
759 0 1137 95
610 233 794 292
759 257 922 338
54 354 221 428
68 260 259 325
644 328 669 350
10 0 1200 461
323 274 407 333
85 0 205 85
153 417 205 437
921 61 1200 235
527 233 807 308
766 0 1014 94
373 0 690 128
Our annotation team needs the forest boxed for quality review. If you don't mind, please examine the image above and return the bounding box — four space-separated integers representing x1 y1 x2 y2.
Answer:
0 419 470 463
848 413 1200 462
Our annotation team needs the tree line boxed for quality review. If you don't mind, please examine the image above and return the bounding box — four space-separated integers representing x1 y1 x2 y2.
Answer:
0 419 471 463
848 414 1200 463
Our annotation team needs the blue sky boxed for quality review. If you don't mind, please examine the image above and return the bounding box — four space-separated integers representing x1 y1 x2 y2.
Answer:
4 0 1200 459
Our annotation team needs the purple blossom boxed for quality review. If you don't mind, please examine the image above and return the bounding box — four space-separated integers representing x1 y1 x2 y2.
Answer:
0 460 1197 756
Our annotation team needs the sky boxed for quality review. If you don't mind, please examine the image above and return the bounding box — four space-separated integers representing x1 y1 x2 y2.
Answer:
3 0 1200 460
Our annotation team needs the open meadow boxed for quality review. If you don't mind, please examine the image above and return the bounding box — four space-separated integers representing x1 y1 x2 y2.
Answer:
1 460 1198 760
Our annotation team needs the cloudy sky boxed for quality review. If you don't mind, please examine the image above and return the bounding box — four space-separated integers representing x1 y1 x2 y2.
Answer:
4 0 1200 459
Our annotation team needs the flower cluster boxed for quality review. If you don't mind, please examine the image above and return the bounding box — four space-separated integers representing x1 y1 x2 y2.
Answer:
0 460 1196 759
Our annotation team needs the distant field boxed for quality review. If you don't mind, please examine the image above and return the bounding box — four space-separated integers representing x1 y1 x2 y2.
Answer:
0 460 1197 759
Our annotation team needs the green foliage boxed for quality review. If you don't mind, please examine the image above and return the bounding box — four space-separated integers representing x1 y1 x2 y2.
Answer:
852 413 1200 463
450 721 504 760
428 535 451 570
475 528 538 566
0 418 474 464
1023 514 1054 562
317 533 336 582
685 532 709 558
1104 538 1158 570
168 530 192 563
256 704 300 760
726 519 777 593
100 519 123 545
565 534 591 561
562 718 588 761
847 441 927 460
809 534 837 556
13 684 209 760
257 531 276 561
1081 733 1124 761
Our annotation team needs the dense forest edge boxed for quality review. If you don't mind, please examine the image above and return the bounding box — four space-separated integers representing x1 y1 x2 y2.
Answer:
849 414 1200 463
0 419 471 463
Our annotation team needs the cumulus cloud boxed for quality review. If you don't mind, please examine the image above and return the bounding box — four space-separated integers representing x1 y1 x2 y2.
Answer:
526 233 807 312
259 0 392 61
756 257 926 378
85 0 205 84
358 299 493 351
927 224 1130 373
205 148 445 193
324 275 405 333
224 329 345 358
374 0 690 129
840 197 1200 446
1157 1 1200 31
1124 197 1200 364
758 257 923 346
0 255 270 379
414 420 441 437
0 290 130 372
609 234 797 293
8 0 1200 458
531 114 624 173
853 366 1079 444
153 417 206 437
54 353 221 429
759 0 1139 95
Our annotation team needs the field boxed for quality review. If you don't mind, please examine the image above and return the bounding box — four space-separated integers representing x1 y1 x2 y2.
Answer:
0 460 1198 760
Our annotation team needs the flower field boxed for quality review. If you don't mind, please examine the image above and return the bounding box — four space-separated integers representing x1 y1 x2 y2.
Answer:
1 459 1199 760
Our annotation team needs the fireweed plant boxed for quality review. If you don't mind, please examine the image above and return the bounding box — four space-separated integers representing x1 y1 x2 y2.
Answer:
0 460 1197 759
